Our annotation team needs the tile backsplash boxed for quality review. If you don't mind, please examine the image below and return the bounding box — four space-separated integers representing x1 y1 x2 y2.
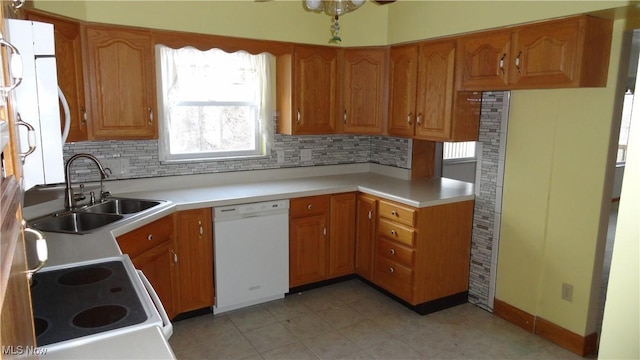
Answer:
63 129 411 183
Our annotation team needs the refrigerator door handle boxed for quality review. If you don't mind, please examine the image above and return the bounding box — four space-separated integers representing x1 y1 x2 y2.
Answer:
16 113 36 161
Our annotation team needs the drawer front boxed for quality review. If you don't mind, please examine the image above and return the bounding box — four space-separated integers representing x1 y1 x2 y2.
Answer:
378 218 415 247
378 200 416 227
377 238 414 268
116 215 174 258
290 196 329 218
374 257 413 302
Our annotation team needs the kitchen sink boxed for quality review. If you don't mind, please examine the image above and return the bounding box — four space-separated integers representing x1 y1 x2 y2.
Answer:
79 198 162 215
30 212 124 235
29 197 167 235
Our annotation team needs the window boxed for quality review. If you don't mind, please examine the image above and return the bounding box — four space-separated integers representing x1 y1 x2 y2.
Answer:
617 89 634 164
443 141 477 161
156 45 272 162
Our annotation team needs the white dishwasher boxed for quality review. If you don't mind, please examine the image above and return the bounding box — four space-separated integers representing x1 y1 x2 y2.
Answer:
213 199 289 314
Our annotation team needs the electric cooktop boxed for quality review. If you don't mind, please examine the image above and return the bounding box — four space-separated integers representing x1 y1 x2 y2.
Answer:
30 259 148 347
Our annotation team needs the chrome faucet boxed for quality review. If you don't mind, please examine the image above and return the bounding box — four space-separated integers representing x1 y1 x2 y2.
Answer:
64 153 111 210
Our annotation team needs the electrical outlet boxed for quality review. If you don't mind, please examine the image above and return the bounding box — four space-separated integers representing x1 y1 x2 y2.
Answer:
120 158 130 175
562 282 573 302
103 159 121 176
276 150 285 164
301 149 312 162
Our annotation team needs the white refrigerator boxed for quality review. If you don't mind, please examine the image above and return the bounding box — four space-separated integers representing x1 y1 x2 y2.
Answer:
6 19 64 191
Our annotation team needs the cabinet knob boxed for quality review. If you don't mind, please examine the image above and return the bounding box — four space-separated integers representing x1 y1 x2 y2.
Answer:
307 204 313 210
515 51 522 73
147 234 153 241
407 113 413 125
389 248 395 255
389 267 394 273
390 230 396 236
343 109 347 124
297 110 301 123
416 113 422 126
391 210 397 216
499 53 506 74
80 106 88 125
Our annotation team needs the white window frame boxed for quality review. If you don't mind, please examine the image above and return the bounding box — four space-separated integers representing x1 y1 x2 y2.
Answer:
155 45 273 163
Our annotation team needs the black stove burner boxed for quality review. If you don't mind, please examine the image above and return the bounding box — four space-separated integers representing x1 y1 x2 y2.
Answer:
33 317 48 337
31 261 148 347
58 266 113 286
73 305 127 328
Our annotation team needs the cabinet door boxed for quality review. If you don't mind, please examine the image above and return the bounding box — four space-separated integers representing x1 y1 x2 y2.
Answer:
509 18 579 88
175 209 214 313
26 12 87 142
294 46 337 134
328 193 356 278
415 40 456 140
132 241 178 319
457 30 511 90
387 45 418 137
84 26 157 139
342 49 386 134
289 214 327 287
355 194 376 281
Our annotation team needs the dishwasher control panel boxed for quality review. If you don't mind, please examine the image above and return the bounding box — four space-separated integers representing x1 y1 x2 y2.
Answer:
214 199 289 218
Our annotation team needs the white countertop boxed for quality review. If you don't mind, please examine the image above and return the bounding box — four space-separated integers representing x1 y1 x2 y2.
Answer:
26 168 474 268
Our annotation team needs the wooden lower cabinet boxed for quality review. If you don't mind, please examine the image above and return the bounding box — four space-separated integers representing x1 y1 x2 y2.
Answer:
355 194 376 281
174 209 214 313
117 209 215 319
374 198 474 309
289 193 356 288
131 241 177 319
328 193 356 277
116 215 178 319
289 214 328 287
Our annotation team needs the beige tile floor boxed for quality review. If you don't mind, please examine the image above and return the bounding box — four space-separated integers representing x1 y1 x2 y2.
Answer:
169 279 583 360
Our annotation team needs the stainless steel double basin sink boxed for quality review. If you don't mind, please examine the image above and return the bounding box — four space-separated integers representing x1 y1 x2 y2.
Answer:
30 198 166 235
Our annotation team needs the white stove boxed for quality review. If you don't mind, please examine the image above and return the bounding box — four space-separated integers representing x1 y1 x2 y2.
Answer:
30 255 172 353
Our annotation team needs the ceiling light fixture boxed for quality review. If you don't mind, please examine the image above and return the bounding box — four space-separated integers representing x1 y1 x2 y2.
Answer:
305 0 366 43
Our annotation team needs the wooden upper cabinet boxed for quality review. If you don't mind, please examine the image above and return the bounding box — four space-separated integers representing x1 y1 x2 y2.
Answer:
340 48 387 134
415 40 456 140
388 45 418 137
509 16 611 88
388 40 480 141
277 45 337 135
83 25 157 139
458 15 612 90
26 11 88 142
456 30 511 90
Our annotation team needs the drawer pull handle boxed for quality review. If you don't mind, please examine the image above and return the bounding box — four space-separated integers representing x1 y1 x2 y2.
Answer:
389 267 394 273
147 234 153 241
390 248 395 255
307 204 312 210
391 210 397 216
390 230 396 236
